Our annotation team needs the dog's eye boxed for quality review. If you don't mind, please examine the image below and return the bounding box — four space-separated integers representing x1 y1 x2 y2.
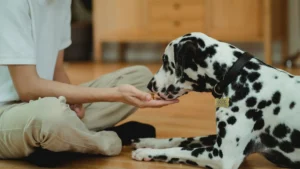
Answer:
162 55 168 63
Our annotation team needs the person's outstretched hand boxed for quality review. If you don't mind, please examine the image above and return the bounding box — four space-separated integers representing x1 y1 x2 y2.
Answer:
115 84 179 108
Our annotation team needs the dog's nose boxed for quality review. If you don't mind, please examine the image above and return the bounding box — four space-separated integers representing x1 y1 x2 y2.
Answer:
166 85 175 93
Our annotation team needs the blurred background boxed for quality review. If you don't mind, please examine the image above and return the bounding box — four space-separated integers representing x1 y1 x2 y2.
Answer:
65 0 299 67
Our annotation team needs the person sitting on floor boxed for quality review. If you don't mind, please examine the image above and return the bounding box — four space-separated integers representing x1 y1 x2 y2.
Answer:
0 0 178 167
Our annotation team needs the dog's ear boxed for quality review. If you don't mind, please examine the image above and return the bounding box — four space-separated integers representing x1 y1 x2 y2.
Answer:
174 41 198 77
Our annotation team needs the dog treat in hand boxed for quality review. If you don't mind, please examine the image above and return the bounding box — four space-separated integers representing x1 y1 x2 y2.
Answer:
150 92 159 100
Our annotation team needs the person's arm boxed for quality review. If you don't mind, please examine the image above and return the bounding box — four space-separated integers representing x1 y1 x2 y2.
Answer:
53 50 86 118
9 65 120 104
8 64 178 107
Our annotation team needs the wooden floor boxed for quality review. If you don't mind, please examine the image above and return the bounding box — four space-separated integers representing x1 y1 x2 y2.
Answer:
1 62 300 169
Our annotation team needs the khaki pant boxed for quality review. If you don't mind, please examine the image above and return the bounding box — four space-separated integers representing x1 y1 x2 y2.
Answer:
0 66 153 159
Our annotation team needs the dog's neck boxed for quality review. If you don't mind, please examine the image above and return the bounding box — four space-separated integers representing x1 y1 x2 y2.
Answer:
191 42 248 93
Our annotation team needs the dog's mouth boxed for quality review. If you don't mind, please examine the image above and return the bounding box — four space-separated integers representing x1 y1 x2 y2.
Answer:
152 90 190 101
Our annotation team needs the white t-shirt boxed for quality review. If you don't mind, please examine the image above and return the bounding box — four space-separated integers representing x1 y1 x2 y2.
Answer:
0 0 72 105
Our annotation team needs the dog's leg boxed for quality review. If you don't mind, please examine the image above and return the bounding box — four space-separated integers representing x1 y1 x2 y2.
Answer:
132 114 255 169
132 136 252 169
132 135 216 149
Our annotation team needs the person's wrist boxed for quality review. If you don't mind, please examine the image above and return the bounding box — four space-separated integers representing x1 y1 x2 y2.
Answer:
109 87 123 102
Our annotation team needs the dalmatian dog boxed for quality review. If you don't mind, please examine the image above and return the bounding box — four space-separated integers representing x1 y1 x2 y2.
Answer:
131 32 300 169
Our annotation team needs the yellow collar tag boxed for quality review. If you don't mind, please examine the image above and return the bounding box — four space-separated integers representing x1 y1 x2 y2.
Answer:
215 97 230 108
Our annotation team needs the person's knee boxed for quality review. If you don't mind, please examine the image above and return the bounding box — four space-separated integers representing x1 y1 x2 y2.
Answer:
133 66 153 78
29 97 71 132
129 66 153 88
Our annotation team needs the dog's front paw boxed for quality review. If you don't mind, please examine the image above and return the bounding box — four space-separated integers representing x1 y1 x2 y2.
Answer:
131 148 157 161
131 138 157 149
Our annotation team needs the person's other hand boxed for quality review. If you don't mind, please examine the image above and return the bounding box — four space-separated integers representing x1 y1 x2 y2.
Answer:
115 84 179 108
70 104 85 119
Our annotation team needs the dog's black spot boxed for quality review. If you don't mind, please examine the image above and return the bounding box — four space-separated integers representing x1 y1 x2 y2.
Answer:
179 139 193 147
233 51 242 58
272 91 281 104
191 148 205 157
273 107 281 115
187 137 194 141
162 54 174 75
260 133 278 148
206 147 213 152
279 141 294 153
227 116 237 125
213 62 227 81
253 82 262 93
245 61 260 70
239 70 248 83
191 75 208 92
219 150 223 158
168 158 179 163
168 42 173 46
231 106 239 112
274 76 278 79
243 140 254 155
161 87 166 93
217 137 222 147
181 147 194 151
253 119 265 131
186 160 198 166
226 113 229 116
291 130 300 148
213 148 219 157
209 153 213 159
248 72 260 82
153 155 168 160
236 138 240 142
218 121 226 128
197 38 206 48
231 83 250 102
290 102 295 109
246 97 257 107
246 109 262 121
171 62 175 69
219 129 226 138
218 121 227 138
189 143 203 148
229 45 236 49
258 100 267 109
265 126 271 134
266 100 272 106
205 165 214 169
273 124 290 139
205 74 218 87
263 150 300 168
289 75 294 78
169 138 173 142
216 117 219 122
200 135 216 146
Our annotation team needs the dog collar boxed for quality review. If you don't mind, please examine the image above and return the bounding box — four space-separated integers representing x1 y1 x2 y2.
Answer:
212 52 253 98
